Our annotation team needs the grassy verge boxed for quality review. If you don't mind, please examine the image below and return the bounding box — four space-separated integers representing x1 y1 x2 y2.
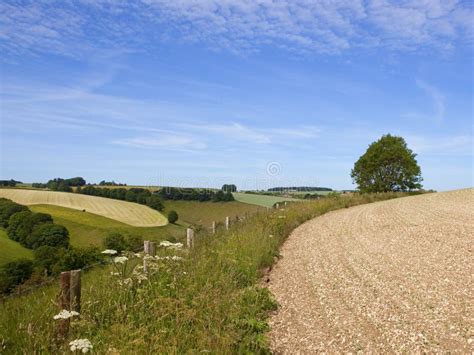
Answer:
0 229 33 265
0 192 409 353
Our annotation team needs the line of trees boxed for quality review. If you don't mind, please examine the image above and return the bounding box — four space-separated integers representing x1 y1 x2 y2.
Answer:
98 180 127 186
156 187 234 202
76 186 164 211
0 198 101 294
32 177 86 192
0 179 22 187
267 186 333 192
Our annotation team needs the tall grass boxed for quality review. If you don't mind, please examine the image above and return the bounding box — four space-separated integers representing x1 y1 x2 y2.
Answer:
0 192 410 353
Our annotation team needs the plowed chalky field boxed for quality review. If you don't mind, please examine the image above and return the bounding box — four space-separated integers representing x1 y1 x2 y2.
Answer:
268 189 473 353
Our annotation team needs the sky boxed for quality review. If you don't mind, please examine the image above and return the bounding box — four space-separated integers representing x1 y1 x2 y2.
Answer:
0 0 473 191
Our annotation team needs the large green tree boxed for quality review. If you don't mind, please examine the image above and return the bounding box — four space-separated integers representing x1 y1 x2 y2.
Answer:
351 134 423 193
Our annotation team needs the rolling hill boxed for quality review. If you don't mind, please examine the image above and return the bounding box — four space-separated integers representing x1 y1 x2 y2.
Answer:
0 189 167 227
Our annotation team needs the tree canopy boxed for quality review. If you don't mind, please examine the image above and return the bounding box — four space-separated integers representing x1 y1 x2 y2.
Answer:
351 134 423 193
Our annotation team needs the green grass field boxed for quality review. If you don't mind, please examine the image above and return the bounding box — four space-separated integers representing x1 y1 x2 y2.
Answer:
0 229 33 265
30 205 184 248
29 200 264 248
232 192 302 208
163 200 264 227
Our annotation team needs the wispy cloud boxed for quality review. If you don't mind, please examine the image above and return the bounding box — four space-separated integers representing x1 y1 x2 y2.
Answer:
1 0 472 59
415 78 446 123
113 135 207 152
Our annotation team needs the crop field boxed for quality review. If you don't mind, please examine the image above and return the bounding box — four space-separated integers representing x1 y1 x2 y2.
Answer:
30 205 183 248
268 189 473 353
0 188 167 227
232 192 301 207
0 229 33 265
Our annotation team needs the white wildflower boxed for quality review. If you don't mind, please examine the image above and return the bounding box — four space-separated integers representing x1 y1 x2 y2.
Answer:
110 272 120 276
114 256 128 264
171 256 183 261
53 309 79 320
159 241 183 249
69 339 93 353
118 278 132 286
101 249 117 255
143 255 155 260
269 234 274 238
134 253 141 258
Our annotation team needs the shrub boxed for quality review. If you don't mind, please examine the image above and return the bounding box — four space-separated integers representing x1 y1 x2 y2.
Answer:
0 259 34 294
33 246 62 275
27 223 69 249
125 234 143 252
104 233 127 253
167 210 178 224
52 247 102 274
7 211 53 246
0 200 29 228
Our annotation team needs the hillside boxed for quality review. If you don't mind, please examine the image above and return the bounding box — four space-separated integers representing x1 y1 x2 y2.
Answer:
0 189 167 227
232 192 301 207
0 229 33 265
268 189 473 353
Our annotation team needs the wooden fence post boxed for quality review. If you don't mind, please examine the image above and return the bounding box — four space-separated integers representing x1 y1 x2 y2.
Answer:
149 242 156 256
144 240 150 254
187 228 194 248
276 203 279 209
225 216 230 230
211 221 216 234
58 271 71 339
70 270 81 313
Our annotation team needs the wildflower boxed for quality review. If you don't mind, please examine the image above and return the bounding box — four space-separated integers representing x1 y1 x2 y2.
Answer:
110 272 120 276
118 278 132 286
53 310 79 320
171 256 183 261
114 256 128 264
269 234 274 238
101 249 117 255
143 255 155 260
134 253 141 257
159 241 183 249
69 339 93 353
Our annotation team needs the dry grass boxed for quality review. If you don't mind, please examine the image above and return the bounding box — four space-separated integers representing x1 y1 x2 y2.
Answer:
268 189 474 353
0 188 167 227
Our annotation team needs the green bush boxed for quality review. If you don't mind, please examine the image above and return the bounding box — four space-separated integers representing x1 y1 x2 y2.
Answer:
7 211 53 246
167 210 178 224
103 233 127 253
52 247 102 274
33 246 62 275
0 200 29 228
27 223 69 249
125 234 143 252
0 259 34 294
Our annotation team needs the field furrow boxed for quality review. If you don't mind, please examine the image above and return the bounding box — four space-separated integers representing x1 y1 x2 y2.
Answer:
268 189 474 353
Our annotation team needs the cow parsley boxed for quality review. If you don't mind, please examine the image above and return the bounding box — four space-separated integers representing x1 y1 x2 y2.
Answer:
114 256 128 264
69 339 93 353
101 249 117 255
53 310 79 320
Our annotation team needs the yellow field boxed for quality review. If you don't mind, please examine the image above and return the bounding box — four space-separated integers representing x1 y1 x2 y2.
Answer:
0 189 167 227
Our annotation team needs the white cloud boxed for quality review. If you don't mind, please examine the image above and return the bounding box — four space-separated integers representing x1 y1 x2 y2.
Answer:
415 78 446 123
1 0 472 59
113 135 207 151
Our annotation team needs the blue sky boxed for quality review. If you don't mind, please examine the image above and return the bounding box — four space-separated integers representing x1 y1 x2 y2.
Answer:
1 0 473 191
